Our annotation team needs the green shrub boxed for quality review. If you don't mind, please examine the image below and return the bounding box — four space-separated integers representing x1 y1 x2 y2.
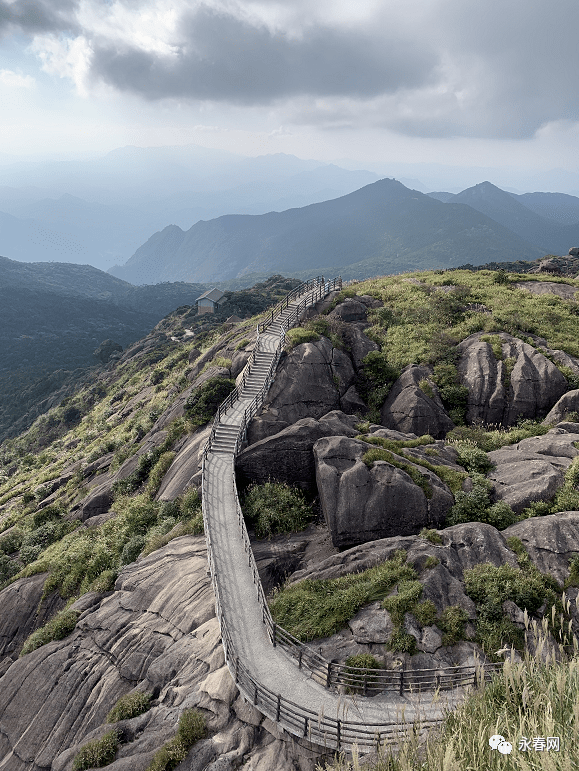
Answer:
438 606 469 646
146 709 206 771
20 609 80 656
464 561 561 659
450 440 493 474
88 569 117 593
0 527 24 554
382 580 423 626
184 377 236 425
242 482 314 538
284 328 319 350
107 692 151 723
0 553 20 584
418 379 435 400
423 556 440 570
446 473 517 529
565 554 579 589
343 654 382 693
140 516 204 559
235 338 250 350
412 599 438 627
419 528 443 544
119 535 146 566
72 730 119 771
146 451 175 497
387 629 417 654
270 550 415 641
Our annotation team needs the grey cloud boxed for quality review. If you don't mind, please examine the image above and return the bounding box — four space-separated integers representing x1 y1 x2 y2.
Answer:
0 0 79 34
87 5 439 103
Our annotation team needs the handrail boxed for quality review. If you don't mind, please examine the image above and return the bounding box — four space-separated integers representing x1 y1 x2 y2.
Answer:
201 277 501 751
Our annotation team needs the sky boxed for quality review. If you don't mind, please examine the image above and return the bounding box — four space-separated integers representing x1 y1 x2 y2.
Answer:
1 0 579 179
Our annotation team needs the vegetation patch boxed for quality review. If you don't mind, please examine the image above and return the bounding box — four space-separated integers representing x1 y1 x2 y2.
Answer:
184 377 236 426
284 327 320 350
145 709 206 771
72 730 119 771
446 418 549 452
437 606 469 646
242 481 314 538
270 550 416 641
419 528 443 544
106 692 152 723
20 608 80 656
464 561 562 660
361 448 433 498
343 654 382 694
446 473 517 529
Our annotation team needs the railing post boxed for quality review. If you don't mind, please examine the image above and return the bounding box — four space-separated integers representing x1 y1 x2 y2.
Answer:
326 661 332 688
298 650 302 669
272 623 277 647
337 720 341 750
304 716 309 737
399 669 404 695
276 694 281 722
254 685 258 705
235 656 239 683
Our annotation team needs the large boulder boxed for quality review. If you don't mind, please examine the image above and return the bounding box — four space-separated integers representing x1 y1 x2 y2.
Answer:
457 332 569 426
340 324 379 370
543 390 579 425
487 427 579 512
328 299 368 323
503 512 579 585
247 338 355 444
237 412 361 492
313 436 454 547
380 365 454 439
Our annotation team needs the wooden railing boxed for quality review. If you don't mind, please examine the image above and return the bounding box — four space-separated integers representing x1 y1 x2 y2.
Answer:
201 277 502 751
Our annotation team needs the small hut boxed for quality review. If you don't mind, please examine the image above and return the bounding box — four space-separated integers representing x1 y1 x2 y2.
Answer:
196 288 225 315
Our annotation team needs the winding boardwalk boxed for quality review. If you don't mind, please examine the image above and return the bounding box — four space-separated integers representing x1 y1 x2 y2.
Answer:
202 283 474 753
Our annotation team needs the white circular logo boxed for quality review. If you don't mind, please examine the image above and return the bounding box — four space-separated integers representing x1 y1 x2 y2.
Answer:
498 741 512 755
489 734 505 750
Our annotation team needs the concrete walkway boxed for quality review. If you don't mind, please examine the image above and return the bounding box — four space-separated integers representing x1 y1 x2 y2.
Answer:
203 287 472 749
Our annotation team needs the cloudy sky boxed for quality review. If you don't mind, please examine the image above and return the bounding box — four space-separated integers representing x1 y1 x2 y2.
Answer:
1 0 579 176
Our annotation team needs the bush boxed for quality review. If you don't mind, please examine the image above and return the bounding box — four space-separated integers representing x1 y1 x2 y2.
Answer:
387 629 417 654
382 580 423 626
72 730 119 771
0 553 20 584
423 556 440 570
184 377 236 425
446 473 517 529
146 709 206 771
419 528 443 544
412 599 438 626
120 535 146 566
0 527 24 554
20 609 80 656
438 606 469 645
343 654 382 693
450 440 493 474
107 692 151 723
242 482 314 538
270 550 415 641
284 328 319 350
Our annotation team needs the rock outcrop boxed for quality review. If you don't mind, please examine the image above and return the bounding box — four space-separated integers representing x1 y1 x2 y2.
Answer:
543 390 579 425
313 435 454 547
0 537 321 771
236 411 359 493
380 365 455 439
457 332 569 426
247 338 356 443
487 427 579 512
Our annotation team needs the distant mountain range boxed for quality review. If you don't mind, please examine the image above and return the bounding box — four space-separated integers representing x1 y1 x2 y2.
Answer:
110 178 567 285
0 150 379 270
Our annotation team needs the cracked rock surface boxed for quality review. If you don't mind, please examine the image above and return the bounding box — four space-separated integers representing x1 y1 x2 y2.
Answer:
0 537 322 771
